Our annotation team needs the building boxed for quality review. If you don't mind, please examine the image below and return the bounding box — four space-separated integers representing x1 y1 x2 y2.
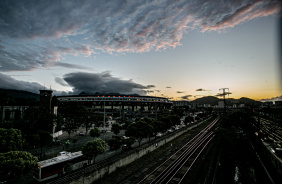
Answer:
204 104 211 108
39 90 53 113
218 101 224 108
0 106 29 123
275 101 282 107
57 94 173 119
173 100 190 107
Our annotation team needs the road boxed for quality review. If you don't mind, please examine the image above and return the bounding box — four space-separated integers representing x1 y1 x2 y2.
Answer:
27 120 120 159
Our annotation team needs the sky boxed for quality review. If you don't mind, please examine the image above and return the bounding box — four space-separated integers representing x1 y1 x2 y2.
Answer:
0 0 281 102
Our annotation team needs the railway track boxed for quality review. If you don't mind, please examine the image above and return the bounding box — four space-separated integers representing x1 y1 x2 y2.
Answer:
137 117 219 184
47 117 219 184
254 117 282 143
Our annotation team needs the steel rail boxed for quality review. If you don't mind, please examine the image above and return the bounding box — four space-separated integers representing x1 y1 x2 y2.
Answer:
137 117 219 184
178 135 215 184
153 132 214 184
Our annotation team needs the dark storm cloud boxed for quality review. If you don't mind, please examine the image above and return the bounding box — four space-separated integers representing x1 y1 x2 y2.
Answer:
0 0 280 71
61 71 152 95
54 77 69 87
0 73 70 95
181 95 192 100
196 88 211 91
147 85 155 88
0 72 43 93
146 90 155 93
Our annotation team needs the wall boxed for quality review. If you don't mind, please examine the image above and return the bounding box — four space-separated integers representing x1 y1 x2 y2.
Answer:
69 125 194 184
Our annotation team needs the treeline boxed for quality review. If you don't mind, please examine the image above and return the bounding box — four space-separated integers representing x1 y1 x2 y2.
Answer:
0 128 38 183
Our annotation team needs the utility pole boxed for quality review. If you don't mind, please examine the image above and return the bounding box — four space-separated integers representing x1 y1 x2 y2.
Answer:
219 88 230 116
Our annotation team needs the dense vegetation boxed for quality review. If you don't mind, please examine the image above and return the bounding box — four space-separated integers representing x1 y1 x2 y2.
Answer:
0 128 38 183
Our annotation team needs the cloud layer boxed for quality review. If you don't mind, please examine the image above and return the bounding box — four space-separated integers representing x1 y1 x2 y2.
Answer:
0 0 280 71
61 71 155 95
0 72 155 96
0 73 43 93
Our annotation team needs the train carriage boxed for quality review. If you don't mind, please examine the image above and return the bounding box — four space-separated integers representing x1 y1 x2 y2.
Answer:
33 151 88 182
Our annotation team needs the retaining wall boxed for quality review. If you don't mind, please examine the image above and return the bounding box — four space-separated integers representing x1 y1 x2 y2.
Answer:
69 125 196 184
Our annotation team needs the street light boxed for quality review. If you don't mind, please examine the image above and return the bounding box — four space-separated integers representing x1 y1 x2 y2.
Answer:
103 100 106 160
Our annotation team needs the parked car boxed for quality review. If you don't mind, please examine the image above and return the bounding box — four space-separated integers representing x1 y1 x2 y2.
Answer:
57 151 67 156
122 144 131 151
122 136 130 140
167 129 174 134
79 131 85 136
156 133 162 137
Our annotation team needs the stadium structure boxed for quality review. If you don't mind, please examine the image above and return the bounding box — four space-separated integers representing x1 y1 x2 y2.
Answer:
57 93 173 119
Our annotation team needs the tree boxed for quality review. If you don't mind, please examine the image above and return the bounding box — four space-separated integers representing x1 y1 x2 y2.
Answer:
37 130 53 153
184 116 194 124
72 138 78 148
62 119 78 139
108 136 122 150
167 115 181 126
122 119 133 130
90 127 101 138
142 117 154 141
37 111 56 133
65 140 70 150
126 120 153 146
151 119 163 139
59 103 89 138
15 107 55 149
159 116 173 131
111 123 121 135
64 163 72 174
92 114 108 128
82 138 106 164
171 107 184 118
0 128 23 152
83 111 95 135
0 151 38 183
23 107 55 133
123 137 135 148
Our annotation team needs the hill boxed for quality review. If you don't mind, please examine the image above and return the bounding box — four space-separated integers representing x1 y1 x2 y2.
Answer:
0 88 40 106
237 97 262 105
192 96 261 106
0 88 40 100
193 96 219 106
